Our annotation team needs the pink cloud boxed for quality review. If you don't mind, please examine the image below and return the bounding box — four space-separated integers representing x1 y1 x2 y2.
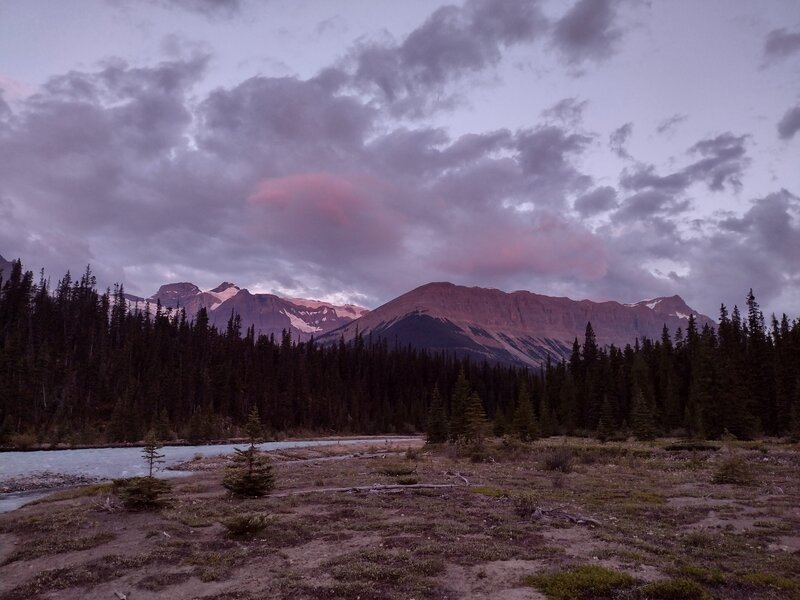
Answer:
248 172 403 261
437 211 607 280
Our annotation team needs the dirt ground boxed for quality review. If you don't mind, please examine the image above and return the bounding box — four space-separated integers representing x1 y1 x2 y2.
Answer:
0 437 798 599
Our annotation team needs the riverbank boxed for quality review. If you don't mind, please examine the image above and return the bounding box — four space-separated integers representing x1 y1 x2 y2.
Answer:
0 433 421 452
0 436 421 513
0 437 798 599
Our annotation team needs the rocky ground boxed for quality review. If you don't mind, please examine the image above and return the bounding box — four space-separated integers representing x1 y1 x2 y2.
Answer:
0 473 103 494
0 437 798 599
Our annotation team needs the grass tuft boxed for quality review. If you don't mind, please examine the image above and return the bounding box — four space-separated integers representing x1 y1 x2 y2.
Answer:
525 564 635 599
638 578 711 599
541 448 574 473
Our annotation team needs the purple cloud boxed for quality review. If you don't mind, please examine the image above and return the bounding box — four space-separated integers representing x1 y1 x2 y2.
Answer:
552 0 623 65
656 113 687 136
350 0 546 115
575 186 618 215
609 122 632 158
764 28 800 64
777 105 800 140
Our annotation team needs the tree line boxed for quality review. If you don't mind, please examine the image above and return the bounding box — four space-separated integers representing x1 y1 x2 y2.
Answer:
0 260 798 446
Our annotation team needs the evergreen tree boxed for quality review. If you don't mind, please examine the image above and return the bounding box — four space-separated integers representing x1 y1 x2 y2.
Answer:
449 368 471 441
223 407 275 497
631 388 657 441
463 392 488 442
596 395 616 442
142 430 165 478
425 384 448 444
511 381 539 441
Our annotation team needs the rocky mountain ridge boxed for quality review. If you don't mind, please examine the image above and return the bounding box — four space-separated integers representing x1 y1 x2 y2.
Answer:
318 282 716 367
123 282 369 342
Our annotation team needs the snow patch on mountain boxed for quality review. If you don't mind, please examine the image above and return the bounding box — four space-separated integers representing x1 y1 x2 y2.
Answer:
288 298 369 319
207 283 241 308
281 309 322 333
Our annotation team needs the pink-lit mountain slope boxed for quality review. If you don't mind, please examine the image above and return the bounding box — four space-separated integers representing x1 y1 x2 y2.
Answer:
318 282 715 368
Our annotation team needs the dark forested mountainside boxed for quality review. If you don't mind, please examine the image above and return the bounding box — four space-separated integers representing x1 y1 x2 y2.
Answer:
0 259 798 446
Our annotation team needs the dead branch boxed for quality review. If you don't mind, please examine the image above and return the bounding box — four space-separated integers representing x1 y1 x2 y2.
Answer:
271 483 461 497
532 506 601 527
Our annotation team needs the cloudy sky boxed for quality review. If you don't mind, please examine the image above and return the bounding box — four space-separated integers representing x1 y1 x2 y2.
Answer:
1 0 798 318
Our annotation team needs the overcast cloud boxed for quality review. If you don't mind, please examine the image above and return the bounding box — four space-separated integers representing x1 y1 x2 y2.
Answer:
0 0 798 319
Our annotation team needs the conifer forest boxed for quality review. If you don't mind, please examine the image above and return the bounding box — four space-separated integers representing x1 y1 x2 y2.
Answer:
1 259 799 447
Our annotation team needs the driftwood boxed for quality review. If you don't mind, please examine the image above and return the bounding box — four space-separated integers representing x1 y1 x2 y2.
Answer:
94 495 121 513
532 505 601 527
271 483 461 497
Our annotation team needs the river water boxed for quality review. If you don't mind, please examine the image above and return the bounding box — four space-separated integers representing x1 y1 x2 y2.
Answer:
0 437 417 512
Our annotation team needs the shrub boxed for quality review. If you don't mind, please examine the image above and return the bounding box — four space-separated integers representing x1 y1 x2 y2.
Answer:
396 476 418 485
404 447 421 460
712 456 755 485
665 441 720 452
513 492 538 519
674 564 726 586
222 514 270 539
223 446 275 497
639 578 710 599
378 464 416 477
471 485 507 498
542 447 573 473
113 477 171 510
525 565 635 599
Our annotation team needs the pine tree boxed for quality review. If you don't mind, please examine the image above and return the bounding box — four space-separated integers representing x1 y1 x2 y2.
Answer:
449 368 471 441
223 407 275 497
114 430 170 510
425 384 448 444
596 395 616 442
463 392 488 442
511 382 539 441
631 388 657 441
142 429 165 478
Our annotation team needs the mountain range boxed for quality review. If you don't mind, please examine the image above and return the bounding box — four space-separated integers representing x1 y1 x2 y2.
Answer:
315 282 715 367
124 282 369 342
1 252 715 366
129 278 714 367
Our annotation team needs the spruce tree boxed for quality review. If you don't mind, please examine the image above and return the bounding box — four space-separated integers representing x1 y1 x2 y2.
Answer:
512 382 539 441
463 392 488 442
631 388 657 441
142 429 165 478
114 430 170 510
449 368 471 441
426 384 448 444
223 407 275 497
596 395 616 442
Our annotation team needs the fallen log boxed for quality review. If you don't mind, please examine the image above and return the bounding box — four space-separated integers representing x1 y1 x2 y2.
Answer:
271 483 461 497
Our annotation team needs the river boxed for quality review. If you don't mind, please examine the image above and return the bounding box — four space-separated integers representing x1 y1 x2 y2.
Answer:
0 436 418 512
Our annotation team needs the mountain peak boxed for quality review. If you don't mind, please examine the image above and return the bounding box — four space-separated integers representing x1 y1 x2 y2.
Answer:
320 283 715 367
210 282 239 293
155 282 201 296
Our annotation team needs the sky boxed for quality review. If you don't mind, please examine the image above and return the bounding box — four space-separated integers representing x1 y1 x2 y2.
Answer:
0 0 798 319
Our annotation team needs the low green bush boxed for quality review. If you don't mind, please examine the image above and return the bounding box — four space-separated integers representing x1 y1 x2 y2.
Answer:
113 476 171 510
712 456 755 485
525 564 635 599
541 447 573 473
222 514 270 538
638 578 710 599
